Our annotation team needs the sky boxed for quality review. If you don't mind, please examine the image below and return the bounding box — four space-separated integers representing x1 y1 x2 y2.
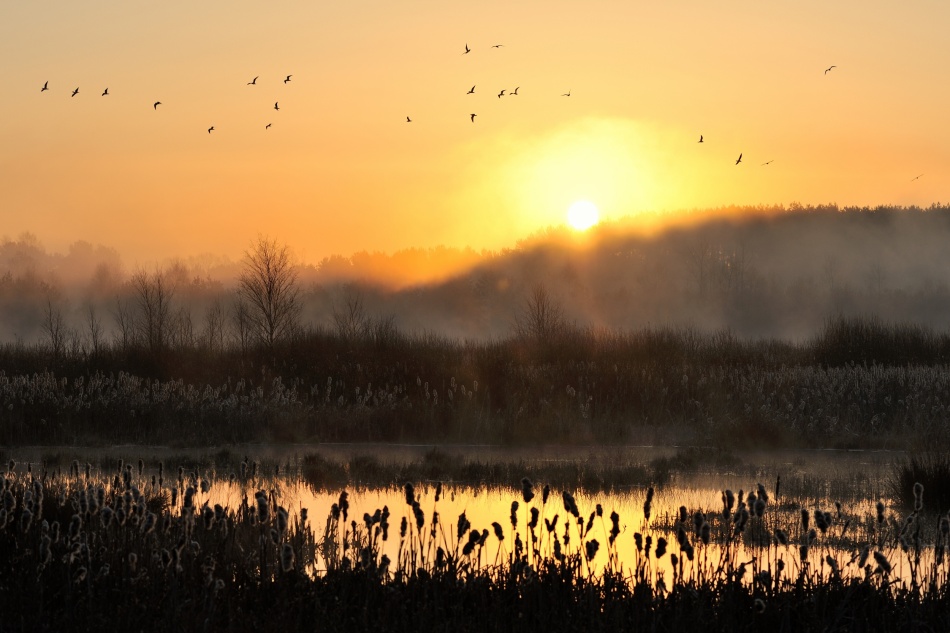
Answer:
2 0 949 267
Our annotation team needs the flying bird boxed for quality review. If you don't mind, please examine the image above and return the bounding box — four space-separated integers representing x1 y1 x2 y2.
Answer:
562 90 571 97
208 126 214 134
492 44 503 48
265 123 272 129
101 88 109 96
153 101 161 109
511 87 519 95
248 76 258 85
274 102 279 110
41 81 49 92
735 153 743 165
284 75 292 83
497 89 505 98
824 65 836 74
463 43 471 54
71 87 79 97
911 174 923 181
406 116 412 122
470 113 476 122
698 135 703 143
761 160 774 166
467 85 475 94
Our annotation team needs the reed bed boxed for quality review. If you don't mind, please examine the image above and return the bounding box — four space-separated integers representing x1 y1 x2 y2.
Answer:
1 458 950 632
3 318 950 449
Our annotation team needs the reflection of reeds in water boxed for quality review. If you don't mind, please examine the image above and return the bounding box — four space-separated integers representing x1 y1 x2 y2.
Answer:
1 461 950 631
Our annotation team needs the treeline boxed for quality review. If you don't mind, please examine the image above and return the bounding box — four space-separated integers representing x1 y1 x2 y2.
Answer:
7 203 950 347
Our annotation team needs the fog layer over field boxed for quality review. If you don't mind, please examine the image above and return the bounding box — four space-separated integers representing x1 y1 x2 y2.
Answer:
4 204 950 344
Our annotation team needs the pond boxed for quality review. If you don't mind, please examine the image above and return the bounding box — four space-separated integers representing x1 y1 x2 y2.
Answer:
4 444 937 589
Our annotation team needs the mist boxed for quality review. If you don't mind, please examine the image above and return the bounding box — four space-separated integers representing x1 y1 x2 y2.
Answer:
5 203 950 347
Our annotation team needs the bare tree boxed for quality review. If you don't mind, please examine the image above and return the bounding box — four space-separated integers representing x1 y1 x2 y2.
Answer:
113 298 135 351
85 304 104 357
203 300 225 353
131 269 174 353
238 237 301 348
41 296 67 361
332 290 369 343
514 283 565 343
230 297 252 354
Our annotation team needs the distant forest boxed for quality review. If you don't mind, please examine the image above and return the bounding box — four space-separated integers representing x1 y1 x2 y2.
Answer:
5 203 950 348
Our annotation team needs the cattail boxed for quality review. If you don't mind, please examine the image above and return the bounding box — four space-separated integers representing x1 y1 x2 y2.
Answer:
700 522 710 545
873 551 891 574
542 484 550 505
141 512 157 534
19 508 32 533
876 501 885 523
815 509 830 533
913 482 924 512
857 545 869 568
529 507 539 530
562 491 579 518
39 534 51 565
585 539 599 560
68 514 82 541
655 536 667 559
643 487 654 521
280 543 295 571
723 489 735 519
521 478 535 503
609 511 620 544
492 521 504 541
510 501 519 529
255 492 269 523
634 532 643 552
277 507 288 535
692 511 704 537
435 482 442 503
756 482 769 503
679 506 689 524
775 529 788 545
801 509 810 532
129 552 138 573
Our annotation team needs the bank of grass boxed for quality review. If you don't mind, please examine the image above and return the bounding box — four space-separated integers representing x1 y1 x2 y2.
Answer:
3 317 950 449
2 457 950 632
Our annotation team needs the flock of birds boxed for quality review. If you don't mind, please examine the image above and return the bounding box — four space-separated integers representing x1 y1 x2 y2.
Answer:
38 73 295 135
32 47 925 181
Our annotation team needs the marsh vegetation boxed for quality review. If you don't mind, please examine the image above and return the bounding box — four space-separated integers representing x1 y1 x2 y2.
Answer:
1 452 949 632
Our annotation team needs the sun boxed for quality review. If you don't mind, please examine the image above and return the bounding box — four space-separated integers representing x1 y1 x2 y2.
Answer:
567 200 600 231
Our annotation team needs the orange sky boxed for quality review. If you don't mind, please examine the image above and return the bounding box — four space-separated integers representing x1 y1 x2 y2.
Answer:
3 0 949 267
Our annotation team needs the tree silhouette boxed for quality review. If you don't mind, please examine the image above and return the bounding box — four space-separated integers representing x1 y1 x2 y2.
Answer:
238 237 301 349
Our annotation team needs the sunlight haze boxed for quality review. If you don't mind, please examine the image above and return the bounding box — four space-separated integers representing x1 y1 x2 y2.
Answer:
3 0 949 265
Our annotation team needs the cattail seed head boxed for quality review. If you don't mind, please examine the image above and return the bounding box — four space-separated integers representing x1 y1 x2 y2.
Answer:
280 543 295 572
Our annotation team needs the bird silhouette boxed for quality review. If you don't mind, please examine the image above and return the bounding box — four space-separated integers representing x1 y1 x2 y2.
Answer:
824 65 836 74
911 174 923 181
698 135 703 143
153 101 161 109
492 44 503 48
41 81 49 92
761 160 774 166
208 126 214 134
101 88 109 96
735 153 743 165
511 87 519 95
562 90 571 97
463 43 471 54
274 102 279 110
71 87 79 97
467 85 475 94
248 76 258 85
265 123 272 129
406 116 412 122
470 113 476 122
497 89 505 98
284 75 292 83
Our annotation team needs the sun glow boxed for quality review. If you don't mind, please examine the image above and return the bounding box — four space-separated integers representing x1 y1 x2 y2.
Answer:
567 200 600 231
